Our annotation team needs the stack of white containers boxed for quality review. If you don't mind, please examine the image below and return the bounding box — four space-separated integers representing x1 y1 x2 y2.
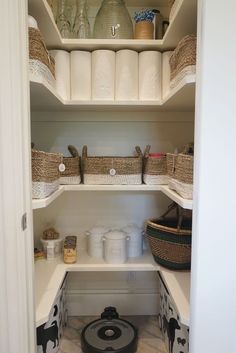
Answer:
86 224 143 264
49 49 166 102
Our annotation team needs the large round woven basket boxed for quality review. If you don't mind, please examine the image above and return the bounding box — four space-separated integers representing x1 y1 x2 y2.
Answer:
146 217 192 270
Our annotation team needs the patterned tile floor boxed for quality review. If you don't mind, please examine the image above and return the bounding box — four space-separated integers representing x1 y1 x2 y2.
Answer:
58 316 167 353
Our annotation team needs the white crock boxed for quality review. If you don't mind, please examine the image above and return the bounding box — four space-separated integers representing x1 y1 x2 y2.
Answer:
103 230 129 264
122 224 143 258
86 226 110 259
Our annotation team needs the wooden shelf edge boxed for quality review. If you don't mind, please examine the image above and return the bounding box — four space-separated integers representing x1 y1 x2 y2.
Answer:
161 185 193 209
30 75 196 112
32 186 64 210
32 184 192 210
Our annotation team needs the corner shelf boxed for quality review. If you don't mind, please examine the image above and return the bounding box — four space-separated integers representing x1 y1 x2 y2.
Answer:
161 185 193 210
159 268 190 326
35 251 190 327
35 249 159 327
32 186 64 210
30 74 196 112
32 184 193 210
28 0 197 51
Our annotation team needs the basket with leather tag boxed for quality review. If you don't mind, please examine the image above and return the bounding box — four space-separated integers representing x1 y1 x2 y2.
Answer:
60 145 81 185
82 146 142 185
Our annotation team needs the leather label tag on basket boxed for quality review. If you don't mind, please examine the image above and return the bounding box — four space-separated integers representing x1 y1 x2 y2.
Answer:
59 163 66 172
109 168 116 176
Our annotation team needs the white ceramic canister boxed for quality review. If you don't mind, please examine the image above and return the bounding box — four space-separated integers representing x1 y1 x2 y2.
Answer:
122 224 143 258
40 238 63 259
103 230 129 264
86 226 109 259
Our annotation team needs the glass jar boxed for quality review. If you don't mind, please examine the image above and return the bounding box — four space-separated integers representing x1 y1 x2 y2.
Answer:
93 0 133 39
73 0 91 38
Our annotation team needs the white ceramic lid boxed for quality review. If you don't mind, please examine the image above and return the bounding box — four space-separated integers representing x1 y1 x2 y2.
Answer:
89 226 110 235
122 224 141 236
28 15 38 29
104 230 127 240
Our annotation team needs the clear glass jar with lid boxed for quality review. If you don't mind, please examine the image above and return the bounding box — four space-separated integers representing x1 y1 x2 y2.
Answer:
93 0 133 39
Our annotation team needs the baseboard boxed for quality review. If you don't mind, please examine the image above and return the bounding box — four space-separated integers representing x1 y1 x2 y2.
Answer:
66 290 160 316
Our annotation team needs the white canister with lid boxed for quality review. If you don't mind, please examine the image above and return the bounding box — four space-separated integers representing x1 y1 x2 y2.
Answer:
122 224 143 258
103 230 129 264
86 226 109 259
40 238 63 259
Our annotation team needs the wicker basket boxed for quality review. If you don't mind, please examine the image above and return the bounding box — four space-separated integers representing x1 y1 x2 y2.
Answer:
82 146 142 185
169 35 197 89
143 145 168 185
32 149 63 199
29 27 55 87
146 203 192 270
166 144 194 199
60 145 81 185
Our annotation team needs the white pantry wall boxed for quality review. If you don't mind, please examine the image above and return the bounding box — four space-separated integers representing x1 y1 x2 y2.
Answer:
31 111 194 155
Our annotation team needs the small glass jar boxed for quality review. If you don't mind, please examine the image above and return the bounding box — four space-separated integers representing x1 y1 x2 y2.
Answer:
94 0 133 39
73 0 91 38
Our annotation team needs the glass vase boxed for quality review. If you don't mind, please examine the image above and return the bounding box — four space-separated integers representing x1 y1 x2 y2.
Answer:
73 0 91 38
93 0 133 39
56 0 74 38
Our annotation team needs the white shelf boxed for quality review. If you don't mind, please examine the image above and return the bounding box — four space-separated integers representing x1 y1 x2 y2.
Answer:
32 186 64 210
32 184 192 210
159 268 190 326
28 0 197 51
30 75 195 112
161 185 193 209
35 249 159 327
64 184 162 191
162 74 196 112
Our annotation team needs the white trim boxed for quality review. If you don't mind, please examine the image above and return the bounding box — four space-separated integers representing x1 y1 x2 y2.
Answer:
0 1 35 353
190 1 236 353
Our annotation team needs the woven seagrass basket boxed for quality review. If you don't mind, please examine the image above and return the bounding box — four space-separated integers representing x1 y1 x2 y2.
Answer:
60 145 81 185
143 145 168 185
29 27 55 86
166 143 194 199
32 149 63 199
169 35 197 88
82 146 142 185
146 203 192 270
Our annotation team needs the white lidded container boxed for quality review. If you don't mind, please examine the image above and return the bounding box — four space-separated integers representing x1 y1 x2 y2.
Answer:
103 230 129 264
86 226 110 259
40 238 63 259
122 224 143 258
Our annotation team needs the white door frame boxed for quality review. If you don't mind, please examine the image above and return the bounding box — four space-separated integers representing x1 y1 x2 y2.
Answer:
191 0 236 352
0 1 35 353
